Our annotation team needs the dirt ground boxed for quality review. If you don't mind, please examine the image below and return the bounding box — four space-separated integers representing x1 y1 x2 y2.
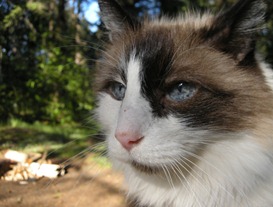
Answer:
0 161 126 207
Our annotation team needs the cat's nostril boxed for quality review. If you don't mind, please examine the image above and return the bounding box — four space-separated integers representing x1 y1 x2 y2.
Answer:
128 137 143 145
115 131 144 151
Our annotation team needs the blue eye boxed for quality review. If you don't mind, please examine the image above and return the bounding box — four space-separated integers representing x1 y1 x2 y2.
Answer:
109 82 126 101
167 82 196 102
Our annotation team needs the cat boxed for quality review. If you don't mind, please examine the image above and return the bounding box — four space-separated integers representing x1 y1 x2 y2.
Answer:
95 0 273 206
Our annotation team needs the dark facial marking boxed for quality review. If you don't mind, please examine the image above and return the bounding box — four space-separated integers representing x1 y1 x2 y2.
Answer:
131 160 161 174
131 28 175 117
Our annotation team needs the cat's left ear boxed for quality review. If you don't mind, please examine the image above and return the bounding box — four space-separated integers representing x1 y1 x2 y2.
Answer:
205 0 266 64
98 0 139 41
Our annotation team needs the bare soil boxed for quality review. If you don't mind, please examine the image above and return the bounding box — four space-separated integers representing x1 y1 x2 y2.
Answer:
0 161 126 207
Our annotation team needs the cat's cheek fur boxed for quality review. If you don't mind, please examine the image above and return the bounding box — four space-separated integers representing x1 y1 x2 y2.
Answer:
95 94 131 161
96 94 121 133
128 116 206 165
124 135 273 207
109 114 211 168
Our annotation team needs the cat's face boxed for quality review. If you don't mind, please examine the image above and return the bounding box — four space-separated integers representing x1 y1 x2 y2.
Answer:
95 0 272 173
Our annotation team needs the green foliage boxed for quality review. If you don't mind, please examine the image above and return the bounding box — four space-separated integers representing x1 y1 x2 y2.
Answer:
0 118 100 159
3 6 24 29
0 0 97 124
26 2 46 15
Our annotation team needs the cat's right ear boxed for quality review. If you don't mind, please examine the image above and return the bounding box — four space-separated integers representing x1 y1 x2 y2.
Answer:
98 0 139 41
203 0 266 65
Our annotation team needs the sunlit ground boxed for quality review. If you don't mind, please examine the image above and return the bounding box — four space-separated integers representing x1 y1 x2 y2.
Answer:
0 120 126 207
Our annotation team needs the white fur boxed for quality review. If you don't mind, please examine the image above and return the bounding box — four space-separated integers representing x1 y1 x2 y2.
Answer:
152 13 213 30
123 133 273 207
115 54 152 135
260 61 273 91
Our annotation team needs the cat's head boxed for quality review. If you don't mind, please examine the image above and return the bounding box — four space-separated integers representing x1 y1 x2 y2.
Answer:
95 0 273 173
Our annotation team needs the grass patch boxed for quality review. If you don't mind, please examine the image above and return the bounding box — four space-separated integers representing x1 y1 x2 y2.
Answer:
0 118 104 161
86 154 112 169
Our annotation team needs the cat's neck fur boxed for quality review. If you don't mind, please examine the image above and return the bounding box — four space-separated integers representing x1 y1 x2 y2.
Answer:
123 131 273 207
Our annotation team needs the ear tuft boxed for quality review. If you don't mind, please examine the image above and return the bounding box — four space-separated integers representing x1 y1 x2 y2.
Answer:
204 0 266 64
98 0 139 41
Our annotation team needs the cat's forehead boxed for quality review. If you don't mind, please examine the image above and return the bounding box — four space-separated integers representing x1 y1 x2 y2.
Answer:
98 17 235 96
114 17 212 78
96 0 269 91
110 19 234 89
96 13 265 95
126 16 213 57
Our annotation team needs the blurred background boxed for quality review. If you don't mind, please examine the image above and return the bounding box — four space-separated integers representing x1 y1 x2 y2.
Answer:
0 0 272 206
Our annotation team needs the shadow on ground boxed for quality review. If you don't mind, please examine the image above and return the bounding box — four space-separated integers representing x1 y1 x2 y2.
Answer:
0 159 126 207
0 127 69 147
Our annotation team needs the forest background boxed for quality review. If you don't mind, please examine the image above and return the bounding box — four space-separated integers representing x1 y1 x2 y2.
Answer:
0 0 273 155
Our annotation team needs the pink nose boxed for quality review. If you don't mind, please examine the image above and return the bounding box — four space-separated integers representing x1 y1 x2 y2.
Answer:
115 131 143 151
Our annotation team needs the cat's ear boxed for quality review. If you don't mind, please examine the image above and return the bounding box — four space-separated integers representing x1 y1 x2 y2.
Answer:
205 0 266 64
98 0 139 41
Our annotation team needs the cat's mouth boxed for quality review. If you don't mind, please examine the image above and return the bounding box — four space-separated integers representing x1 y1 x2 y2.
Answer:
131 160 162 174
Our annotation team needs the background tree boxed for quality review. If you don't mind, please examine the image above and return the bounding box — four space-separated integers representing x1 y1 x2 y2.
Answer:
0 0 96 123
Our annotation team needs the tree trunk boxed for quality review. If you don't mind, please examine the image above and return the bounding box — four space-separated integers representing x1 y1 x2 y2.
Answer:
0 45 2 83
48 0 55 39
58 0 67 30
73 0 85 65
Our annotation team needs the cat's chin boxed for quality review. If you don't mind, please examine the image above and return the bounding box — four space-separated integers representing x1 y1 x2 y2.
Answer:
131 160 162 174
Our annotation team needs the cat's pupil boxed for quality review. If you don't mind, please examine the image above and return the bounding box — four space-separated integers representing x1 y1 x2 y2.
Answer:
167 82 196 102
177 83 184 92
110 82 126 101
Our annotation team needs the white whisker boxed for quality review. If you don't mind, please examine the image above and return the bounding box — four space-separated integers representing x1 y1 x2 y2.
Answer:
171 161 202 207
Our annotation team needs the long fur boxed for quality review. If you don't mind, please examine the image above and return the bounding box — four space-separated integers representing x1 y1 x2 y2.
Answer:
95 0 273 206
